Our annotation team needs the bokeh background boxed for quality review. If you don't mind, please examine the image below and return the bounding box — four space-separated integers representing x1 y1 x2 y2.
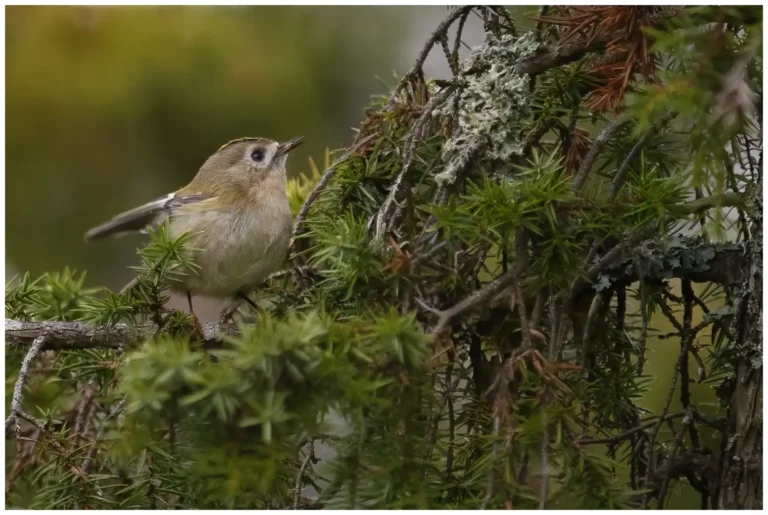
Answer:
6 5 493 289
6 7 716 507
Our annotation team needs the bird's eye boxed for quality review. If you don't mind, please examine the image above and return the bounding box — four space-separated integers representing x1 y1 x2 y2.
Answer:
250 148 265 162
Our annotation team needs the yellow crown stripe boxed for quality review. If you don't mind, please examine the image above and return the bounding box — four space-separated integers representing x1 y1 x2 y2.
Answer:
216 137 261 153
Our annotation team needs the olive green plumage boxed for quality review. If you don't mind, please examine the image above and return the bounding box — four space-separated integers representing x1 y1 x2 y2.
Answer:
85 136 303 299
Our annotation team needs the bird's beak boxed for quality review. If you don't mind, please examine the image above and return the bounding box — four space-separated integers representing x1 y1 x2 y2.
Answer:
276 136 304 156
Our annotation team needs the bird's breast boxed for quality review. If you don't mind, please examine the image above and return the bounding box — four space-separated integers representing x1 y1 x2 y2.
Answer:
170 201 292 297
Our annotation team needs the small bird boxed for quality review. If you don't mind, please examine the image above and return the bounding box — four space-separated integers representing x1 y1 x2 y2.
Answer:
85 136 303 320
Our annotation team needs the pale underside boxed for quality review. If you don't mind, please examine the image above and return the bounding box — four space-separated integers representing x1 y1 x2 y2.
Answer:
86 193 293 298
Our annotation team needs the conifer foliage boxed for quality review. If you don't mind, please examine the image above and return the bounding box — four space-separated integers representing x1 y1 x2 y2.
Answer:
5 6 762 509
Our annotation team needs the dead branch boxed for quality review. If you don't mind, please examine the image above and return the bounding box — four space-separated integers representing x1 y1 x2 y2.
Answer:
515 8 683 77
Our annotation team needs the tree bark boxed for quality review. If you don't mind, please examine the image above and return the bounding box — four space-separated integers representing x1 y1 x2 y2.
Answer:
716 188 763 509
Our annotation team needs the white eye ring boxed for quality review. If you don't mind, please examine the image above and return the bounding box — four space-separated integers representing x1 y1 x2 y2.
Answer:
251 148 265 162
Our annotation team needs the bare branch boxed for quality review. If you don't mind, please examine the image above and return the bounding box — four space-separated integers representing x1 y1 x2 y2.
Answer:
571 120 622 193
432 267 517 336
5 319 240 351
374 85 457 239
5 333 49 433
577 412 688 447
385 6 476 110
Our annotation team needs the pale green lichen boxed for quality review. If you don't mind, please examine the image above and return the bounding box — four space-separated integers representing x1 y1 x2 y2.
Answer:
434 31 539 186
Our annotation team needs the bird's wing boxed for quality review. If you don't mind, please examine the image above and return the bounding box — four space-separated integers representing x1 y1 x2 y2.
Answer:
84 192 210 242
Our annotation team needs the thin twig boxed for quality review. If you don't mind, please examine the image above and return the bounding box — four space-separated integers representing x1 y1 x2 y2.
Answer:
679 280 702 449
411 240 448 268
539 411 549 509
481 413 501 509
374 85 456 239
11 410 89 484
530 289 547 331
535 6 549 41
452 9 470 71
385 6 476 110
294 439 315 509
609 112 676 200
576 411 688 446
74 383 97 445
571 227 656 296
445 349 457 481
432 267 517 336
440 34 459 76
642 342 685 508
637 279 649 376
570 120 621 193
658 298 684 333
547 293 565 360
657 409 694 508
514 230 532 348
580 293 603 369
82 398 126 474
5 333 49 433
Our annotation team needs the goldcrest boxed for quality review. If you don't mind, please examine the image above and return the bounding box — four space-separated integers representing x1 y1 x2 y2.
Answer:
85 136 303 311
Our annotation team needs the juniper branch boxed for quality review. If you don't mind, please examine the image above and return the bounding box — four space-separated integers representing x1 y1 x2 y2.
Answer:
289 134 377 257
374 84 457 239
5 319 240 351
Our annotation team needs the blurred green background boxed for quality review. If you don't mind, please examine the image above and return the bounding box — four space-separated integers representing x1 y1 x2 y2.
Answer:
7 5 482 289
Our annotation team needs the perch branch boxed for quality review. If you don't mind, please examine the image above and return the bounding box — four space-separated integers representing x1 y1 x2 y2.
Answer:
5 319 240 351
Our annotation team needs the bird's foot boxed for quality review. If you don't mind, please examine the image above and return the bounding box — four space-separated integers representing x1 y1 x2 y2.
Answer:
219 292 263 324
219 298 242 324
185 314 219 362
186 313 206 341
